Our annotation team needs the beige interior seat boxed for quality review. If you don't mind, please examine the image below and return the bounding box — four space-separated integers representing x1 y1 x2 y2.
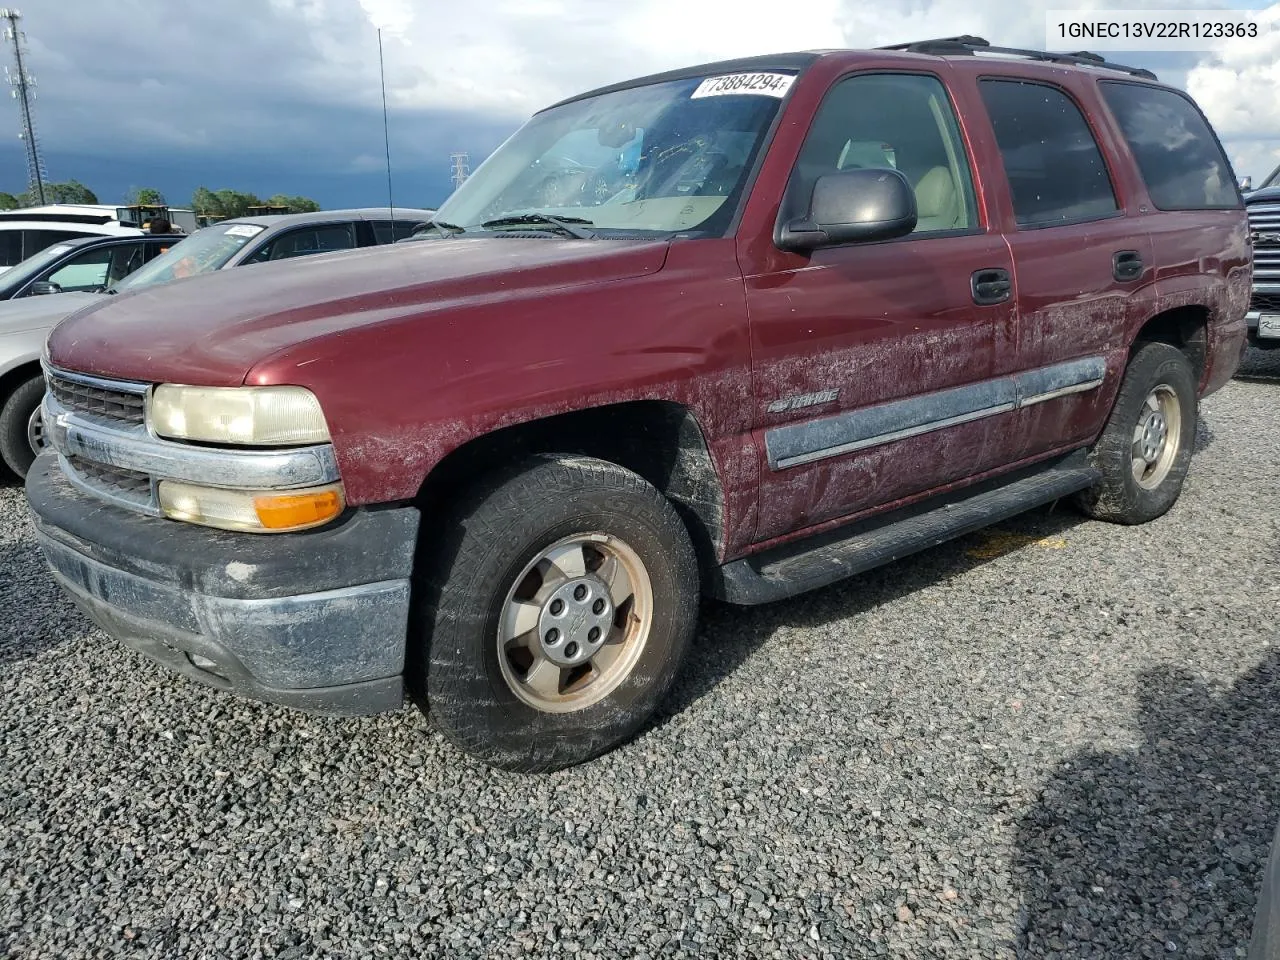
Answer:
913 166 961 232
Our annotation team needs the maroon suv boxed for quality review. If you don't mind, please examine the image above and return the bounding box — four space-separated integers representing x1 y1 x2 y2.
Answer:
25 37 1248 771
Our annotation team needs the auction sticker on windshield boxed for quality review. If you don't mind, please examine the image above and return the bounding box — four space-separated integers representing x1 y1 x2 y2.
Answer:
691 73 795 99
225 224 266 238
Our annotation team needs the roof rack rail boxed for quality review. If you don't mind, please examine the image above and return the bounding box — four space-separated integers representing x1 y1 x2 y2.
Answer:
876 35 1157 81
0 211 115 225
878 35 991 52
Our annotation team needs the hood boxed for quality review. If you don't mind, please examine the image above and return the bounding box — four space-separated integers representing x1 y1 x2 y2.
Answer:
1245 186 1280 205
0 291 104 338
47 237 670 385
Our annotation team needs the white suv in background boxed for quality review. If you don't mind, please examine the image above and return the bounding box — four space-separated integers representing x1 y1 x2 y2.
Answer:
0 205 146 274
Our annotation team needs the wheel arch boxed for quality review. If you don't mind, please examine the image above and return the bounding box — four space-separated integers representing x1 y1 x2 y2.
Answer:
415 400 727 579
1131 305 1209 383
0 356 42 406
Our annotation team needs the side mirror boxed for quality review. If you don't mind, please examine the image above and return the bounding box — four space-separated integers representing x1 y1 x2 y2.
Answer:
1240 175 1253 192
777 168 918 252
29 280 62 296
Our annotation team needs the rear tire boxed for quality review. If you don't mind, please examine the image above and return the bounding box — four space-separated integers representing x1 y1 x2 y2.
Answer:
1075 342 1197 524
0 375 45 480
414 453 699 772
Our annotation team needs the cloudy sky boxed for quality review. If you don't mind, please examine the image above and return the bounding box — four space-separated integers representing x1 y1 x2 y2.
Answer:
5 0 1280 210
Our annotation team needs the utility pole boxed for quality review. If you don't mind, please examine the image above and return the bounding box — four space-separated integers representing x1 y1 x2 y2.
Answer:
2 8 46 204
450 152 470 192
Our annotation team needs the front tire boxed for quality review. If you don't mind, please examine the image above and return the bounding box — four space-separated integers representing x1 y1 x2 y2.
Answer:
0 375 45 480
1075 341 1197 524
415 454 699 772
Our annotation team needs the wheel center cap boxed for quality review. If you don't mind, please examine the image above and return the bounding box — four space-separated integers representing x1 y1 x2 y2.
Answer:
1141 411 1167 462
537 576 614 667
27 407 45 452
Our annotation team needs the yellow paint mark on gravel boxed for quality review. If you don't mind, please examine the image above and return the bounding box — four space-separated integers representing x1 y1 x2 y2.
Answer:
966 531 1068 560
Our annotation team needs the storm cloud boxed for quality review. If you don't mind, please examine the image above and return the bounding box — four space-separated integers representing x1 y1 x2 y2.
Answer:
4 0 1277 208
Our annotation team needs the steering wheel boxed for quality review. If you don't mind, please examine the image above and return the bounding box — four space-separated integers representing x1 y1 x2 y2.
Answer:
584 166 624 204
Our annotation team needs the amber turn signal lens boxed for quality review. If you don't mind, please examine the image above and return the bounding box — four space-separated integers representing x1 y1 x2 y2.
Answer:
253 487 345 530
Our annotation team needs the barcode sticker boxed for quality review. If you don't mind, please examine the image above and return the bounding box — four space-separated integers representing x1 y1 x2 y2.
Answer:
691 73 795 99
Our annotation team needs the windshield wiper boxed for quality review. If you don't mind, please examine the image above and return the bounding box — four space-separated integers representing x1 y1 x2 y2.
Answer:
480 214 597 240
408 218 468 240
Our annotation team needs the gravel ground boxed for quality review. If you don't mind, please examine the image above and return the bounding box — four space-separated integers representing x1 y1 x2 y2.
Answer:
2 352 1279 960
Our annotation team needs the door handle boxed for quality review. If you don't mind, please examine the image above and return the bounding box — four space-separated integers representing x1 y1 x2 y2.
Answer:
1113 250 1143 282
971 267 1011 305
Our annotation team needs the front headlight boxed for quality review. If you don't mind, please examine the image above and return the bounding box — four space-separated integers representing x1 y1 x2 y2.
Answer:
149 384 330 446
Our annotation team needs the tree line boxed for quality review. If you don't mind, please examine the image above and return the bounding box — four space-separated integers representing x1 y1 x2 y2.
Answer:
0 181 321 218
0 179 100 208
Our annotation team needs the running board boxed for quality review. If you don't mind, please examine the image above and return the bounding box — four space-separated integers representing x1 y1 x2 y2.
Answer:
714 451 1100 605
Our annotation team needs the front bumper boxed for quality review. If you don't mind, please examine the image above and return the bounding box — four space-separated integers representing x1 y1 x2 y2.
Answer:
25 454 420 715
1246 310 1280 349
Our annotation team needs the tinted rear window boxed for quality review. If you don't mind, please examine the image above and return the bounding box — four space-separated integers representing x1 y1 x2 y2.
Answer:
978 79 1118 227
0 228 92 265
0 232 21 266
371 220 424 243
1100 82 1240 211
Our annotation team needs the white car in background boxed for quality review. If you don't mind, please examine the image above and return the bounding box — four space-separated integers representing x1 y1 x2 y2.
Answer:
0 206 435 479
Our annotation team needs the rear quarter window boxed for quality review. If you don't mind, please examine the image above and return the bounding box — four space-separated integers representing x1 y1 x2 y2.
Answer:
1100 81 1240 210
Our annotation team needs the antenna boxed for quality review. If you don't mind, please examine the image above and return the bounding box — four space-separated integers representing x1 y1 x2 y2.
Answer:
2 8 47 204
377 28 394 220
450 152 470 191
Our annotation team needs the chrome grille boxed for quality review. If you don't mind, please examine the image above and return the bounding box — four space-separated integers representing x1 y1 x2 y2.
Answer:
64 457 153 508
1251 292 1280 313
44 368 159 513
47 370 146 427
1247 201 1280 282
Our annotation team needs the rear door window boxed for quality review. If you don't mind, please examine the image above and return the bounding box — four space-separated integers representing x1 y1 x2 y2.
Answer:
978 79 1119 227
371 220 425 243
247 224 358 262
107 242 153 285
1100 81 1240 210
146 239 174 262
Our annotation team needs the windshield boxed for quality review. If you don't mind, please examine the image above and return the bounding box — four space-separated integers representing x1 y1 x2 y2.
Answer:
0 242 77 290
114 222 265 292
433 71 795 236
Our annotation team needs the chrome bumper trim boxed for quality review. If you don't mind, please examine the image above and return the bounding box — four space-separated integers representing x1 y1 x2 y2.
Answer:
42 392 340 490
